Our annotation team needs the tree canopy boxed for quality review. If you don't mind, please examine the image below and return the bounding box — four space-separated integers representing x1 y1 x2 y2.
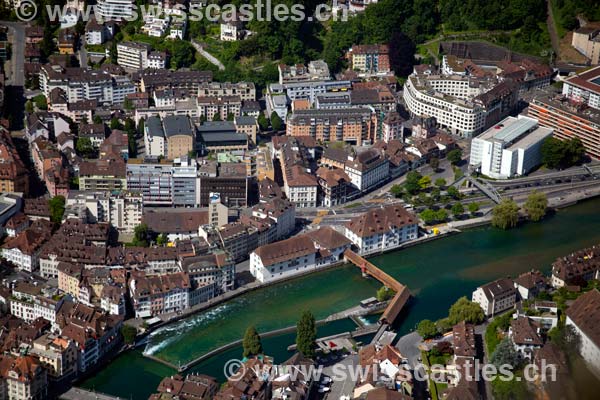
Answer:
243 325 263 358
132 223 151 247
447 296 485 325
417 319 438 339
523 191 548 222
296 311 317 358
48 196 65 225
405 171 423 195
447 149 463 165
491 199 520 230
541 137 585 169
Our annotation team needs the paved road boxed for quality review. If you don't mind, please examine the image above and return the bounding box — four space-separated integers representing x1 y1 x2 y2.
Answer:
323 354 359 400
79 37 88 67
396 331 422 367
191 40 225 71
1 21 25 86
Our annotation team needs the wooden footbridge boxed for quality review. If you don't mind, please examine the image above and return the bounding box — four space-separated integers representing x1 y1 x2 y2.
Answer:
344 249 411 325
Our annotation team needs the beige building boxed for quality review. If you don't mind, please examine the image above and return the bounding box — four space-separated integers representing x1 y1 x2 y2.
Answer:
572 27 600 65
164 115 195 159
57 262 82 298
31 334 78 381
234 115 258 144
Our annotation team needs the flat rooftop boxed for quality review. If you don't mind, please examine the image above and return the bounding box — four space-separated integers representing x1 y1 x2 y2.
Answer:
482 116 538 143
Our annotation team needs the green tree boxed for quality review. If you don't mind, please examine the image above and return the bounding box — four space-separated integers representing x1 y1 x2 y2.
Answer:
296 311 317 358
490 337 519 368
523 191 548 222
390 184 403 198
541 137 585 169
468 202 480 215
156 233 168 246
242 325 263 358
121 325 137 344
405 171 423 195
123 97 134 110
418 175 431 189
429 157 440 171
492 199 520 230
448 297 484 325
226 113 235 121
420 209 437 225
48 196 66 225
110 117 122 130
435 209 448 222
132 223 150 247
270 112 283 131
548 325 581 355
257 113 269 131
447 149 463 165
451 202 464 217
434 178 446 188
417 319 438 339
376 285 395 302
76 137 94 157
33 94 47 110
25 100 34 114
212 114 222 122
93 115 103 124
446 186 460 199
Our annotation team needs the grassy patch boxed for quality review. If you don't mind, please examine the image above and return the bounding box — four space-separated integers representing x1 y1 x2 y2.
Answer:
343 203 362 209
485 311 513 355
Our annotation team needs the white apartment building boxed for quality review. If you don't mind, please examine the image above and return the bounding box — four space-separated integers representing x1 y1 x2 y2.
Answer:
470 115 553 179
144 116 166 157
169 21 186 39
344 148 389 192
344 204 418 255
96 0 135 21
472 278 517 317
252 198 296 240
565 289 600 379
197 82 256 102
141 15 170 37
117 41 151 70
220 20 243 41
403 73 517 137
562 65 600 110
40 65 135 105
285 177 318 208
147 52 167 69
2 246 37 272
66 191 143 233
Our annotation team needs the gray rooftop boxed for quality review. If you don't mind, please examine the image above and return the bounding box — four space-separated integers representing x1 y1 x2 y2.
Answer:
234 115 256 125
146 116 164 138
163 115 193 137
197 121 237 133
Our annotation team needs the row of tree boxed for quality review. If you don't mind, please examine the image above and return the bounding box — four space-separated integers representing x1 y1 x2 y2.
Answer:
491 191 548 230
243 310 317 358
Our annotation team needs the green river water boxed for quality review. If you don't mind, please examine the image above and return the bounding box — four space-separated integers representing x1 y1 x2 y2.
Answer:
82 198 600 399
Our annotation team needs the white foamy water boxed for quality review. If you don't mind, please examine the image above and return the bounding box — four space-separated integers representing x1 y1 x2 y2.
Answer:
143 303 232 355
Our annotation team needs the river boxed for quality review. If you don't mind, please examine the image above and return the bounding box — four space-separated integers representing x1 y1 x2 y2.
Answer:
81 198 600 399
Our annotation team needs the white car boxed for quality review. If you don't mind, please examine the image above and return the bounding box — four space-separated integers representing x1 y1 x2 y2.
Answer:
318 386 331 393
